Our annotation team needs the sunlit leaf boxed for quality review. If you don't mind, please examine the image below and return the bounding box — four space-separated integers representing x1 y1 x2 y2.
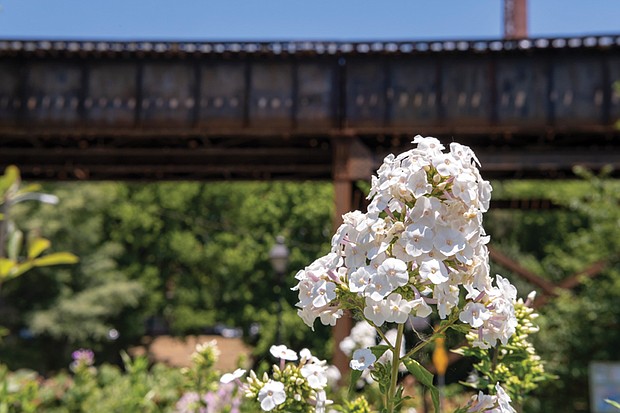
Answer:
404 358 440 413
32 252 79 267
0 165 20 195
28 238 51 259
0 258 14 279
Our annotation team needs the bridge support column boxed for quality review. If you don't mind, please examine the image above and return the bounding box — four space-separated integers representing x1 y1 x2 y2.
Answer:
331 135 374 379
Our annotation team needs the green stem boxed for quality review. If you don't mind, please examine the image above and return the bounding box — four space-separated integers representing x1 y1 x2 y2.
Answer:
403 317 456 360
387 323 405 413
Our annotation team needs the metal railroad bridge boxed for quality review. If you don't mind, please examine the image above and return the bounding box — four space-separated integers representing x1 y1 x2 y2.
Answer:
0 35 619 185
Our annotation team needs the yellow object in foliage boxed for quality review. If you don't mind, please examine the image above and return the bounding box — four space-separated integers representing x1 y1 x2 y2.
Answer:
432 336 449 376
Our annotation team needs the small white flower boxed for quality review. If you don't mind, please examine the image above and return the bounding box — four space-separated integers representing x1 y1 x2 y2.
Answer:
311 280 337 308
350 348 376 371
377 257 409 290
403 224 434 257
459 302 491 328
384 293 413 324
495 383 516 413
301 363 328 389
220 368 246 384
433 227 467 256
258 380 286 411
269 344 298 361
363 296 387 326
419 259 449 284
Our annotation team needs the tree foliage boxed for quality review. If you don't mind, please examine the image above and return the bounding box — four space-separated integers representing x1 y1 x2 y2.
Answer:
2 180 335 369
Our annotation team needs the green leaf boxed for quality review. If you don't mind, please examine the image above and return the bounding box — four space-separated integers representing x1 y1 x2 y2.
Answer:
0 165 20 195
606 399 620 409
404 358 440 413
0 259 14 279
370 344 391 360
5 261 33 280
449 323 472 334
32 252 79 267
348 369 363 395
27 238 51 259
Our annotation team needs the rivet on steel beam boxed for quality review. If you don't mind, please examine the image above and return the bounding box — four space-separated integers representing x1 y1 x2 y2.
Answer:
112 97 122 108
270 98 281 109
257 97 267 108
563 91 573 106
84 98 93 109
458 92 466 108
552 39 566 48
169 98 179 109
98 97 108 107
229 97 239 108
127 98 136 109
55 96 65 109
214 97 223 108
355 95 364 107
184 98 195 109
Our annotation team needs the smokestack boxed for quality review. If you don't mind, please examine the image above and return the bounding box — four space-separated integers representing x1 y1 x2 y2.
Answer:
504 0 528 39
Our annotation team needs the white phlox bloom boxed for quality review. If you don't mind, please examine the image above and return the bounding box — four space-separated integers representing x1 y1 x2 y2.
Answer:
319 308 343 326
300 363 328 389
311 390 333 413
258 380 286 411
294 135 517 351
350 348 376 371
220 368 246 384
377 258 409 290
363 296 388 326
466 383 516 413
384 293 414 324
495 383 516 413
459 302 491 328
419 259 449 284
269 345 298 361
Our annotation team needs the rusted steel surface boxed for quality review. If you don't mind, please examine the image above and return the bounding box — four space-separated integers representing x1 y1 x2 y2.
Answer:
0 35 619 181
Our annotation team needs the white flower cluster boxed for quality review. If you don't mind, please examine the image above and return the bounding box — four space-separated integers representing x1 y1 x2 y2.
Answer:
224 345 333 412
294 136 517 348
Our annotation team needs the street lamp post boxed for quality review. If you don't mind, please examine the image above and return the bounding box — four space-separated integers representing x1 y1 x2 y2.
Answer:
269 235 289 345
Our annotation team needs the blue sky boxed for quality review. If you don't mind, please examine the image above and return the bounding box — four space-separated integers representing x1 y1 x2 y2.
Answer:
0 0 618 41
